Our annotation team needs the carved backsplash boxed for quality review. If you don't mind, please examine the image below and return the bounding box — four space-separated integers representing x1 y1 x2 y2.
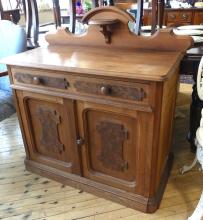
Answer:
45 6 193 52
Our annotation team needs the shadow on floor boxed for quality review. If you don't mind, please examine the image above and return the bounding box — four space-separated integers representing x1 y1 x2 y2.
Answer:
0 76 16 122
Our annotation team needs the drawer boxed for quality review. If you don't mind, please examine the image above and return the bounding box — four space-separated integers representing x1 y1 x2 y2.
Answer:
11 67 154 109
179 12 192 22
13 71 69 90
71 76 153 107
167 12 179 22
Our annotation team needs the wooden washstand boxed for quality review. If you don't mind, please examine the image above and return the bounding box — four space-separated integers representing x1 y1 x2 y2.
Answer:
2 6 193 213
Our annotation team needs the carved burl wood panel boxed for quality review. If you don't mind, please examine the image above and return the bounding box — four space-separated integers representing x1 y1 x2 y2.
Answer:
37 106 64 153
15 72 69 89
96 121 128 171
74 81 146 101
17 93 81 174
79 104 139 192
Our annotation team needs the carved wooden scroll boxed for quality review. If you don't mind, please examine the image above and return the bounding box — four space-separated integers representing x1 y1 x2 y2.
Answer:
96 121 128 172
37 106 64 153
45 6 193 52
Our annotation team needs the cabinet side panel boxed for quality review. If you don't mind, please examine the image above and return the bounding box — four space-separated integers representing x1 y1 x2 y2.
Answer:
156 68 179 189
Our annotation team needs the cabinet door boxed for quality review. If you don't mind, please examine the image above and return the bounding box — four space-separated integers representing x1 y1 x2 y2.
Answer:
77 101 152 193
16 91 81 174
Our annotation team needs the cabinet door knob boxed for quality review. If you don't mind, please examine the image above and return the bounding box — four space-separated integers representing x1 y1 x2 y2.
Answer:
100 86 111 95
33 76 41 85
76 138 85 146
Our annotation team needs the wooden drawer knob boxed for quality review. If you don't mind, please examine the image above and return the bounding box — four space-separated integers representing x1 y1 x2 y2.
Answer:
169 14 176 19
182 14 188 20
33 76 41 85
100 86 111 95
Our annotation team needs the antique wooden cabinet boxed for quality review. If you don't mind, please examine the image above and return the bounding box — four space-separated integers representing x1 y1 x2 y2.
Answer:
2 7 192 213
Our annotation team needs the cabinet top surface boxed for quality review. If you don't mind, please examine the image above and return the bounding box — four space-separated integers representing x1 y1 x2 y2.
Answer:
3 46 182 82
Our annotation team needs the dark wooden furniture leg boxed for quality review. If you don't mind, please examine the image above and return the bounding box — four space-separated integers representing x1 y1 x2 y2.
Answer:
92 0 99 7
151 0 157 34
134 0 143 35
53 0 61 28
31 0 39 44
24 0 32 39
151 0 164 34
69 0 76 33
157 0 164 28
24 0 39 48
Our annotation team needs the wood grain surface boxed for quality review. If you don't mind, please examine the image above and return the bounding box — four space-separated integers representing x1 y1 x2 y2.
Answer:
2 46 183 81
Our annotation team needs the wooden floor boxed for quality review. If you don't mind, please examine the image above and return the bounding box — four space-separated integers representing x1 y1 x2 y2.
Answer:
0 84 203 220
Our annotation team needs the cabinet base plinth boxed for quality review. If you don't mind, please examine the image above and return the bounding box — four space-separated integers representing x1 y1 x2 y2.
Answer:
24 153 173 213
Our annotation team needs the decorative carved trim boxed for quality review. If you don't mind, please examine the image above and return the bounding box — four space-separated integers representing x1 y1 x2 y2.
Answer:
82 6 134 24
37 106 64 153
45 7 193 52
15 73 69 89
96 121 128 171
74 81 146 101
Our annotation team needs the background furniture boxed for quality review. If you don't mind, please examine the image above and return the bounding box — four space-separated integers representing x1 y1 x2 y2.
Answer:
0 19 26 122
0 20 26 77
52 0 99 33
23 0 39 48
180 43 203 152
0 0 20 24
52 0 162 35
181 56 203 220
144 8 203 27
2 7 192 213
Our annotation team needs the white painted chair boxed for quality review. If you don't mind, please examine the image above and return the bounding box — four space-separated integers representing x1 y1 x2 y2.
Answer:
180 56 203 220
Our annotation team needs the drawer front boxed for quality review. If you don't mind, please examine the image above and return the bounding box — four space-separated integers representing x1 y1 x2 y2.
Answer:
167 12 179 22
11 67 154 108
72 76 152 107
179 12 192 22
14 72 69 90
74 80 146 102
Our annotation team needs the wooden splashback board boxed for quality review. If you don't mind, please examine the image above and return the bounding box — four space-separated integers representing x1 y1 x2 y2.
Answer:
45 6 193 52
